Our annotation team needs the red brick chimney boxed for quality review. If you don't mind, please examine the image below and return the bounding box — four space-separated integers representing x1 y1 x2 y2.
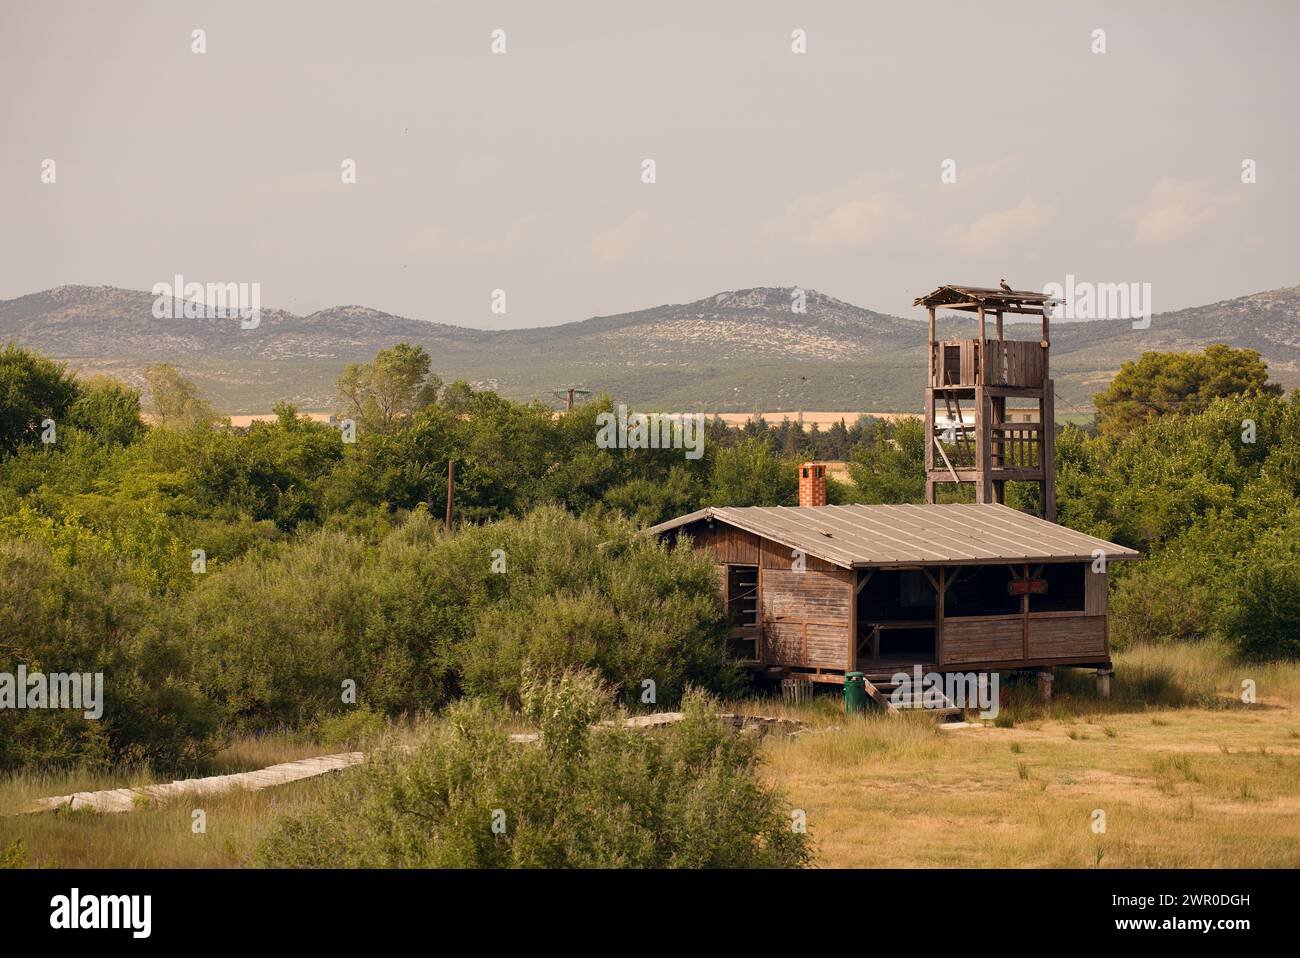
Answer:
798 462 827 507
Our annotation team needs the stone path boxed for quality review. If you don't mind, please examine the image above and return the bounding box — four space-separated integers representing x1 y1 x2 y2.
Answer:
21 752 364 815
21 711 803 815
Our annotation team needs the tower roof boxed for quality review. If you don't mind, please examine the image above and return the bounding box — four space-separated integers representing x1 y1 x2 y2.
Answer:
914 284 1052 314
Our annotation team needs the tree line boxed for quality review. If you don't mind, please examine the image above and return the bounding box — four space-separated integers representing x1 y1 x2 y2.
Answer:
0 340 1296 774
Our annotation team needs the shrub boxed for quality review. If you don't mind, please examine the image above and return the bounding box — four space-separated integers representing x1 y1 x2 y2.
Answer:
1220 520 1300 661
180 506 738 732
0 538 216 772
257 672 811 868
456 507 740 707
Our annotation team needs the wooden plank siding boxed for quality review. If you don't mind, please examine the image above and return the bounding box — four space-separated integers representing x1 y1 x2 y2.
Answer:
691 523 762 565
1085 566 1107 615
758 567 853 669
1028 614 1107 659
941 617 1023 665
668 517 1113 674
935 339 1045 388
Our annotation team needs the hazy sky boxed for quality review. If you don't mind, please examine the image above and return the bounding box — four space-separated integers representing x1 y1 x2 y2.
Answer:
2 0 1296 327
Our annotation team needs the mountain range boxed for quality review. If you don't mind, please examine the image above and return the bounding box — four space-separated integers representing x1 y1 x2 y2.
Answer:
2 284 1296 415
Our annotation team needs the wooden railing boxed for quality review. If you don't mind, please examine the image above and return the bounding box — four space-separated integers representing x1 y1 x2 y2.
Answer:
932 339 1045 388
991 423 1042 468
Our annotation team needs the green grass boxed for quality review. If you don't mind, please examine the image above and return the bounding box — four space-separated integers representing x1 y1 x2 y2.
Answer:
4 643 1299 868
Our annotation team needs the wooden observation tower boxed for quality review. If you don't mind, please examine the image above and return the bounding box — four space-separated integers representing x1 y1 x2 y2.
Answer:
913 284 1057 522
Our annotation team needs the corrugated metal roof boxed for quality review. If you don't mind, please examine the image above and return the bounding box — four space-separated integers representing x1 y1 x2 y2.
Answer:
647 503 1140 569
913 285 1052 309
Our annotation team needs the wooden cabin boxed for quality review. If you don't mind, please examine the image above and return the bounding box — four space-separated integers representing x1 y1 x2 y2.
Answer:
650 282 1140 692
648 466 1139 686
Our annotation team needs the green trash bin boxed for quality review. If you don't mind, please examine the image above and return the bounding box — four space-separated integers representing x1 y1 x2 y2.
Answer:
844 671 867 715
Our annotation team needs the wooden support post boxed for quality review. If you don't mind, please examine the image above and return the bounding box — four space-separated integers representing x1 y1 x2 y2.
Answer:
935 567 945 667
975 386 992 504
1022 562 1030 658
924 386 935 492
1041 307 1050 382
977 305 986 383
1042 381 1056 522
1036 669 1054 701
927 307 936 385
1096 668 1113 699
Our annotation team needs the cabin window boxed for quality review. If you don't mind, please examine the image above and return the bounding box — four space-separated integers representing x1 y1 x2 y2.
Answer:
899 571 932 608
944 566 1021 617
855 569 937 666
725 565 760 661
1029 563 1087 613
725 565 759 627
858 570 935 619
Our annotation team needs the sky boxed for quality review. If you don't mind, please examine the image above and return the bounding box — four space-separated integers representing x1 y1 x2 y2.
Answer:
1 0 1297 328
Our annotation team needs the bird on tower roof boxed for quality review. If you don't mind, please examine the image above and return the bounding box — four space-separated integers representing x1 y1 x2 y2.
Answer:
999 277 1013 293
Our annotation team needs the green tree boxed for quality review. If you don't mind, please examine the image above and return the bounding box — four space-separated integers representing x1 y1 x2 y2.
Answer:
68 377 145 446
1220 518 1300 660
1094 345 1282 439
0 343 79 457
143 363 219 430
257 674 811 869
706 437 796 506
846 419 926 503
337 343 441 434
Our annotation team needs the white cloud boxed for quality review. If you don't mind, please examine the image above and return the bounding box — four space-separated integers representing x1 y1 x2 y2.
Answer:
769 159 1052 257
807 191 909 247
1122 177 1240 247
944 197 1056 256
406 216 532 258
590 209 657 265
767 172 910 249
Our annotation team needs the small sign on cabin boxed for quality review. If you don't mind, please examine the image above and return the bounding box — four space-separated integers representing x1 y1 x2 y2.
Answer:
1007 578 1048 596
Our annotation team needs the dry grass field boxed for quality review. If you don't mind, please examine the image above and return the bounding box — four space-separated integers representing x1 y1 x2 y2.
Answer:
3 643 1298 869
758 644 1300 868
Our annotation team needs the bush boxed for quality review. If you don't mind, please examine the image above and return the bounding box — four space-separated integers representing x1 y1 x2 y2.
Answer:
455 507 740 707
0 538 216 772
179 506 738 732
257 671 811 868
1220 520 1300 661
314 705 387 748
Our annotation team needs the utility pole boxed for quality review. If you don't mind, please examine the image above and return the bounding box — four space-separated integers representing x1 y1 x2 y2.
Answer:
445 459 454 533
551 385 590 412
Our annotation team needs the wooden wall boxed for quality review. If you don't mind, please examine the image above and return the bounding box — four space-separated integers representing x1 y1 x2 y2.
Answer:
759 568 853 669
675 520 853 671
942 617 1022 665
674 520 1112 672
940 565 1110 667
1028 615 1106 659
1085 567 1108 615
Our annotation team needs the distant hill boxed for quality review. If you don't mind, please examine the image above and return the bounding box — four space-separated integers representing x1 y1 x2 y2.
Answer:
2 283 1296 414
